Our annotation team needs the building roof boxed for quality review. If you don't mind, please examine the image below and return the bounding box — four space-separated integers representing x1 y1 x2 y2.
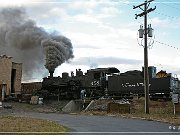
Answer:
0 54 12 59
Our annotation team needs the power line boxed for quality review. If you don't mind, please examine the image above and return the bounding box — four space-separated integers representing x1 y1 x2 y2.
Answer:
124 2 180 24
125 1 180 21
162 3 180 11
157 0 180 12
157 1 180 4
154 40 179 50
168 0 180 6
125 1 180 4
127 1 179 52
154 11 180 20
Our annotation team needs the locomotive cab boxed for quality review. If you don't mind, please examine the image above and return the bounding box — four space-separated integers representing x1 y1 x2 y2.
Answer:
85 67 120 98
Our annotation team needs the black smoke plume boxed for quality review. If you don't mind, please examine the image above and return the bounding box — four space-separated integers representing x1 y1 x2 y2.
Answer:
0 8 73 81
42 36 74 77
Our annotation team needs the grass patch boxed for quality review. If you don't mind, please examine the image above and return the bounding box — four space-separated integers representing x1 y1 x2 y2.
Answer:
9 100 69 113
0 116 69 134
82 97 180 125
127 97 180 125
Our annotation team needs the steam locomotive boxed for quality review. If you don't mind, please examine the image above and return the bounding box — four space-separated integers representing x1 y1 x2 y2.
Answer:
39 66 179 100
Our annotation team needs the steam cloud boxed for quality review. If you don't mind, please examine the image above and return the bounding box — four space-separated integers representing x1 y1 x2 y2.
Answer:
0 8 74 81
42 36 74 74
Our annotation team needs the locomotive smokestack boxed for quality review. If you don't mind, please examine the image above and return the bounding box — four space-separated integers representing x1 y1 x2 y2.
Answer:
49 70 54 78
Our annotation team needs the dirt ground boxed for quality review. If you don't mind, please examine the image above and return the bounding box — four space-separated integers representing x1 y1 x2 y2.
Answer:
0 100 69 115
0 97 180 125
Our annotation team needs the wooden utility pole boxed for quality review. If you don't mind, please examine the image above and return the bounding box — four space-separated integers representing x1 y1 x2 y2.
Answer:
133 0 156 114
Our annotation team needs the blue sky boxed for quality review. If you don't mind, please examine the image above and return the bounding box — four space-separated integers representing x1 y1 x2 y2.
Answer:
0 0 180 81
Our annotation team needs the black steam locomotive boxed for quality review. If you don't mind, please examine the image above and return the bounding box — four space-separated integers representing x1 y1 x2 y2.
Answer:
40 66 179 100
41 67 119 99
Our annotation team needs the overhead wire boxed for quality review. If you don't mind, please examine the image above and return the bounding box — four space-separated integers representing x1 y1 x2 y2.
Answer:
155 0 180 20
154 11 180 20
147 15 178 50
162 3 180 11
123 1 179 51
154 40 179 50
147 1 180 51
157 0 180 12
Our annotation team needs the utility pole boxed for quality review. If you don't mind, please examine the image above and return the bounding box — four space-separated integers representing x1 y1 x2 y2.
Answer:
133 0 156 114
